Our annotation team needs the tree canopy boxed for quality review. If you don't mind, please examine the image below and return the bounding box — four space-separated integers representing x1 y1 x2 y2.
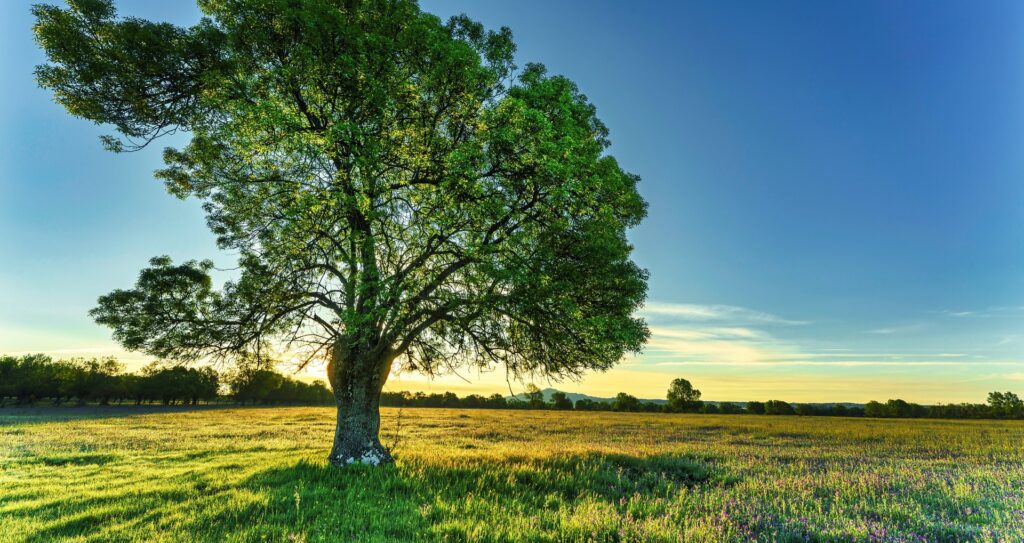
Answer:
35 0 649 464
666 377 702 412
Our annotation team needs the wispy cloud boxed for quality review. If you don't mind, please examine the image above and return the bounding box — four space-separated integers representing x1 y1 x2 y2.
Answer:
938 306 1024 318
634 301 1008 370
642 325 796 365
640 302 809 325
650 360 985 367
808 352 967 359
997 335 1019 346
865 323 929 335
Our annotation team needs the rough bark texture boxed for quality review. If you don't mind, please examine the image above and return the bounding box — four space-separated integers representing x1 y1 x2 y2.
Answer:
326 340 394 467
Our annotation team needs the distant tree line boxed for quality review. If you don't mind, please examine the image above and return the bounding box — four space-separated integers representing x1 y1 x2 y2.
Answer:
0 354 332 406
861 393 1024 419
384 378 1024 421
4 358 1021 420
380 391 510 409
225 366 334 406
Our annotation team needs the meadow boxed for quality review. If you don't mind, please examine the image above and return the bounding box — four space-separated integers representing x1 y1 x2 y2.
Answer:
1 407 1022 542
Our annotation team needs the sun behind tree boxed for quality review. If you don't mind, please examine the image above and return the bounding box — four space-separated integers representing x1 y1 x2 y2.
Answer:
33 0 649 466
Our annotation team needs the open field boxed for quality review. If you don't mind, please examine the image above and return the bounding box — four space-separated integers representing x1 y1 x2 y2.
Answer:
1 408 1022 542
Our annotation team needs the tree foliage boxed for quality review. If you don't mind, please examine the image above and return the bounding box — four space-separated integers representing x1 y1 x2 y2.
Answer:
550 391 573 410
665 377 702 412
139 364 221 405
610 392 641 412
35 0 651 463
986 391 1024 418
35 0 649 380
763 400 795 416
0 354 335 406
381 390 507 409
745 401 766 415
0 354 221 406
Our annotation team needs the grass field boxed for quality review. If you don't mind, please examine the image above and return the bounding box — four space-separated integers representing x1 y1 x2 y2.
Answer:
1 407 1022 542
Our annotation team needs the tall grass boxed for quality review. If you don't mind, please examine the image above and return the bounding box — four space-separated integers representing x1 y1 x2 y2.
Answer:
1 408 1021 542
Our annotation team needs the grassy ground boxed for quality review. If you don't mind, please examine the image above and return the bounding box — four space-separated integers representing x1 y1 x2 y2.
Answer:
1 407 1022 542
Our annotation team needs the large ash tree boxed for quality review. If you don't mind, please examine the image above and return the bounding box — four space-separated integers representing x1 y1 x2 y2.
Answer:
34 0 649 466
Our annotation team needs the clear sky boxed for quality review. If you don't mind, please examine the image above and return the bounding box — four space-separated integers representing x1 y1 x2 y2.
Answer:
2 0 1023 403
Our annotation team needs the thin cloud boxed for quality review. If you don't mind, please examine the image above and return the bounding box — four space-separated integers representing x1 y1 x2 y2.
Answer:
941 310 978 317
639 312 1010 370
643 324 801 365
650 360 979 367
937 306 1024 318
640 302 809 325
865 323 929 335
997 335 1019 346
702 327 769 339
808 352 967 359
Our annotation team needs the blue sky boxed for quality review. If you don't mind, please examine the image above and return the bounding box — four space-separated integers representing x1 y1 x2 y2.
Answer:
2 1 1023 402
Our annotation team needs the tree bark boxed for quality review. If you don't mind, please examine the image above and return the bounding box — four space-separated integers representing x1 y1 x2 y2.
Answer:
327 339 394 467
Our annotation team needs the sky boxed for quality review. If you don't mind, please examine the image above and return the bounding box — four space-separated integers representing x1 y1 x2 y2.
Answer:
2 0 1023 403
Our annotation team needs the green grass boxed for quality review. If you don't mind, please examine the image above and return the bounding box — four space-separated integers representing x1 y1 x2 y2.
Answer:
1 407 1022 542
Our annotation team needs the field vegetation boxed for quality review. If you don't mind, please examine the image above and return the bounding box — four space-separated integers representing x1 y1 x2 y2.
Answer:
2 407 1022 542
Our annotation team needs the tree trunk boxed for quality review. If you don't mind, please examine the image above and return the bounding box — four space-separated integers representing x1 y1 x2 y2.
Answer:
327 339 394 467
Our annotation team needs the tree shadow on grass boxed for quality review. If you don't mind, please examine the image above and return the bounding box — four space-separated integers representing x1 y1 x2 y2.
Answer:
8 452 723 542
194 452 721 542
13 485 207 543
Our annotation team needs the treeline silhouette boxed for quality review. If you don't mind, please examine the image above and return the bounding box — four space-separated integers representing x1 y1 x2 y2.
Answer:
227 367 333 405
381 390 1024 419
0 354 332 406
4 354 1022 419
377 390 852 415
862 394 1024 419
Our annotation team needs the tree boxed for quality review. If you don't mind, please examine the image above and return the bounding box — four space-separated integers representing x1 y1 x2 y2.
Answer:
0 356 15 406
665 378 702 412
35 0 649 465
794 404 816 416
987 391 1024 419
193 366 221 404
550 391 573 410
611 392 640 412
485 393 508 409
865 398 925 418
11 354 70 405
864 400 884 418
718 402 742 414
524 384 547 409
745 401 765 414
69 357 123 405
763 400 794 415
574 398 609 411
228 367 284 405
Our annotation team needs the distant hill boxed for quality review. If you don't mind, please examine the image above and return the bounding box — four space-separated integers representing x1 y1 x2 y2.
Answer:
506 388 864 408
